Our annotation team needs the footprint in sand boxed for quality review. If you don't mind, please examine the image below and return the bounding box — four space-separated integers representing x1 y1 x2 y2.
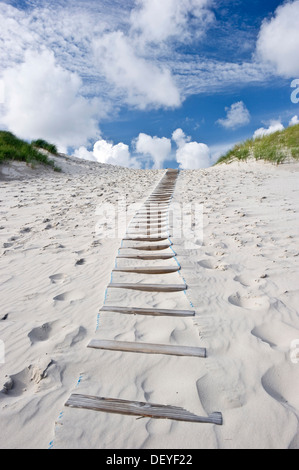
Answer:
75 258 86 266
28 321 60 345
251 320 299 351
228 292 269 310
49 273 68 284
233 275 251 287
198 259 228 271
1 369 32 396
53 290 85 302
20 227 32 234
198 259 216 269
262 363 299 414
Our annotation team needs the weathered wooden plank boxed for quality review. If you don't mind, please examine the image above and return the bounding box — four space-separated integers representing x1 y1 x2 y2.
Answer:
128 225 168 231
136 212 168 216
130 228 169 233
144 200 170 203
88 339 207 358
65 394 222 425
113 266 180 274
100 306 195 317
144 201 170 204
137 208 169 212
123 237 170 242
148 195 172 198
132 217 168 222
143 206 169 210
108 283 187 292
119 244 172 251
126 232 169 237
117 253 175 260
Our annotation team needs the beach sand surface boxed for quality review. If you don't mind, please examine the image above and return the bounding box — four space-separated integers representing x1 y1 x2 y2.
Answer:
0 156 298 449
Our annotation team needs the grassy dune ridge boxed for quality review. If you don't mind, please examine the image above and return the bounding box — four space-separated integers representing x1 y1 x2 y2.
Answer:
216 124 299 165
0 131 61 171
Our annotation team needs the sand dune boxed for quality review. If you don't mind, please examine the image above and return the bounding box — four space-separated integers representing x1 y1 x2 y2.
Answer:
0 156 298 449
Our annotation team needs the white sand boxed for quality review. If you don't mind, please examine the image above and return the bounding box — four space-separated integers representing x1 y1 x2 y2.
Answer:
0 156 298 449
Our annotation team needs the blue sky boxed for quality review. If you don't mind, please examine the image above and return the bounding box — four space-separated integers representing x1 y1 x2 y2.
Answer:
0 0 298 168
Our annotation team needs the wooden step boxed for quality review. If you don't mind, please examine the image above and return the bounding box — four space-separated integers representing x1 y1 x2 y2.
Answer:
129 224 168 230
132 217 168 222
65 394 222 425
123 237 169 242
100 306 195 317
146 204 170 207
88 339 206 358
113 266 180 274
136 211 168 216
126 233 169 238
144 201 170 204
117 253 175 260
108 283 187 292
119 244 172 251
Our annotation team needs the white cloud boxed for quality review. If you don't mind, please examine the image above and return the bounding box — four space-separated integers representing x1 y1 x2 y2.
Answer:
74 138 141 168
74 146 97 162
256 0 299 77
216 101 250 130
130 0 214 44
0 49 101 151
134 133 172 169
253 120 284 139
172 128 211 169
93 139 138 167
93 31 181 110
289 115 299 126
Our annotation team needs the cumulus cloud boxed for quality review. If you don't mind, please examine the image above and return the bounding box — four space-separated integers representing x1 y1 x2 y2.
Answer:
256 0 299 77
0 49 101 152
130 0 214 44
289 115 299 126
74 146 97 162
74 138 141 168
172 128 211 169
134 133 172 169
93 139 137 167
216 101 251 130
93 31 181 110
253 120 284 139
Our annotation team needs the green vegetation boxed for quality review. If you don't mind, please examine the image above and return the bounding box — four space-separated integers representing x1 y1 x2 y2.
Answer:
31 139 58 155
216 124 299 165
0 131 61 171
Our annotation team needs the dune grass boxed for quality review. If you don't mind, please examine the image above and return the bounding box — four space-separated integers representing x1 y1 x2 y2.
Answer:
0 131 61 171
31 139 58 155
216 124 299 165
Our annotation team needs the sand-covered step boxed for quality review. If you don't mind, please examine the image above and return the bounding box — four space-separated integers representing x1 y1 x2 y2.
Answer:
117 253 176 260
128 224 168 231
113 266 180 274
65 394 222 425
119 244 172 251
126 231 169 236
88 339 206 358
132 217 168 223
99 306 195 316
100 305 195 317
144 200 170 204
135 212 168 217
107 283 187 292
123 237 170 242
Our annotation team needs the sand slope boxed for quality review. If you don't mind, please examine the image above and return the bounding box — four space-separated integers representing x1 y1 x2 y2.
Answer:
0 157 298 449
